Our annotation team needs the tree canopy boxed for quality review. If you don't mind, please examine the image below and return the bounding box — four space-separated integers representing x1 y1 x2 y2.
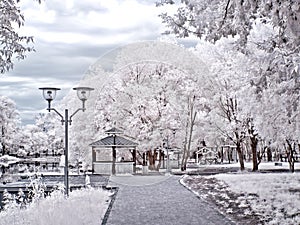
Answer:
158 0 300 94
0 0 41 73
158 0 300 50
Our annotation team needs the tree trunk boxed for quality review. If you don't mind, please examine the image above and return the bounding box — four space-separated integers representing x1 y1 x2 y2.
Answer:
183 113 195 170
246 118 259 171
156 150 163 170
267 148 272 161
286 140 295 173
182 146 189 171
1 127 5 156
181 144 187 171
220 147 224 163
181 107 190 171
142 152 147 166
250 136 258 171
147 150 158 171
135 151 144 166
236 139 245 171
181 96 197 171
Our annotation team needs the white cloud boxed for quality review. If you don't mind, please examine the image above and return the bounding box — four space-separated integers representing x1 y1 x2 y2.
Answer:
22 8 57 24
20 0 164 45
1 0 181 124
91 0 161 29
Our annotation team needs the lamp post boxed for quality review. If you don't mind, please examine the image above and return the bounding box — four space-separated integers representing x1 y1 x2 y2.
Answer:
39 87 94 196
159 128 177 173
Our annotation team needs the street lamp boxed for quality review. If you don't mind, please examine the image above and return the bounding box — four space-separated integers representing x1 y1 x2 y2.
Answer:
159 128 177 173
39 87 94 196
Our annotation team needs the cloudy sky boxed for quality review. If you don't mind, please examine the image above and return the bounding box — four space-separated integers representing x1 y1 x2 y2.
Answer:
0 0 174 125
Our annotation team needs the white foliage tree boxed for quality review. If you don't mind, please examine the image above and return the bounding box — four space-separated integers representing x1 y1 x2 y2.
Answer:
0 95 21 156
193 39 259 170
159 1 300 171
59 41 210 171
94 60 209 170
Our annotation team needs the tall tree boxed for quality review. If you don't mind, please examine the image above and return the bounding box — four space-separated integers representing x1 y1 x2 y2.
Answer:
254 86 300 172
193 39 260 171
219 96 246 170
181 95 197 171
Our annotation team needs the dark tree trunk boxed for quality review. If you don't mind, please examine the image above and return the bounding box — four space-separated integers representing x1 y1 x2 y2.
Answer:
220 147 224 163
181 143 187 171
250 136 258 171
267 148 272 162
147 150 158 171
286 140 295 173
142 152 147 166
247 118 259 171
1 127 6 156
156 150 164 170
134 151 144 166
236 140 245 171
181 163 186 171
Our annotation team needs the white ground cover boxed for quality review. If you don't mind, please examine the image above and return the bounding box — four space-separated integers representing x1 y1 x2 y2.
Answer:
182 171 300 225
185 161 300 171
213 173 300 225
0 188 111 225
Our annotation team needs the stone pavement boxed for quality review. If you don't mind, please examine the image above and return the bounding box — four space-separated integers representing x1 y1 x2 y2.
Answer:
104 175 235 225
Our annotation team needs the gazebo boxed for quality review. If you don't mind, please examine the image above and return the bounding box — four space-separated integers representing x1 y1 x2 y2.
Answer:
195 147 218 164
90 127 138 175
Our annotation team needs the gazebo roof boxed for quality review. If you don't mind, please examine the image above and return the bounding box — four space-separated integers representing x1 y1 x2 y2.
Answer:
90 135 138 148
105 127 123 135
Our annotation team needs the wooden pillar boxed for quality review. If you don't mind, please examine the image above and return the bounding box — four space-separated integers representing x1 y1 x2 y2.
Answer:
92 148 96 162
112 146 116 175
221 147 224 163
112 134 116 175
92 148 96 173
133 148 136 173
162 151 165 168
228 147 231 164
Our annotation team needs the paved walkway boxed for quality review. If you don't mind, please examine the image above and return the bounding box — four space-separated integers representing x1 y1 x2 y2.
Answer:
105 175 235 225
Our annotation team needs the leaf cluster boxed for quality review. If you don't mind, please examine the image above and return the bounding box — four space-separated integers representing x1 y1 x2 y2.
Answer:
158 0 300 51
0 0 41 73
